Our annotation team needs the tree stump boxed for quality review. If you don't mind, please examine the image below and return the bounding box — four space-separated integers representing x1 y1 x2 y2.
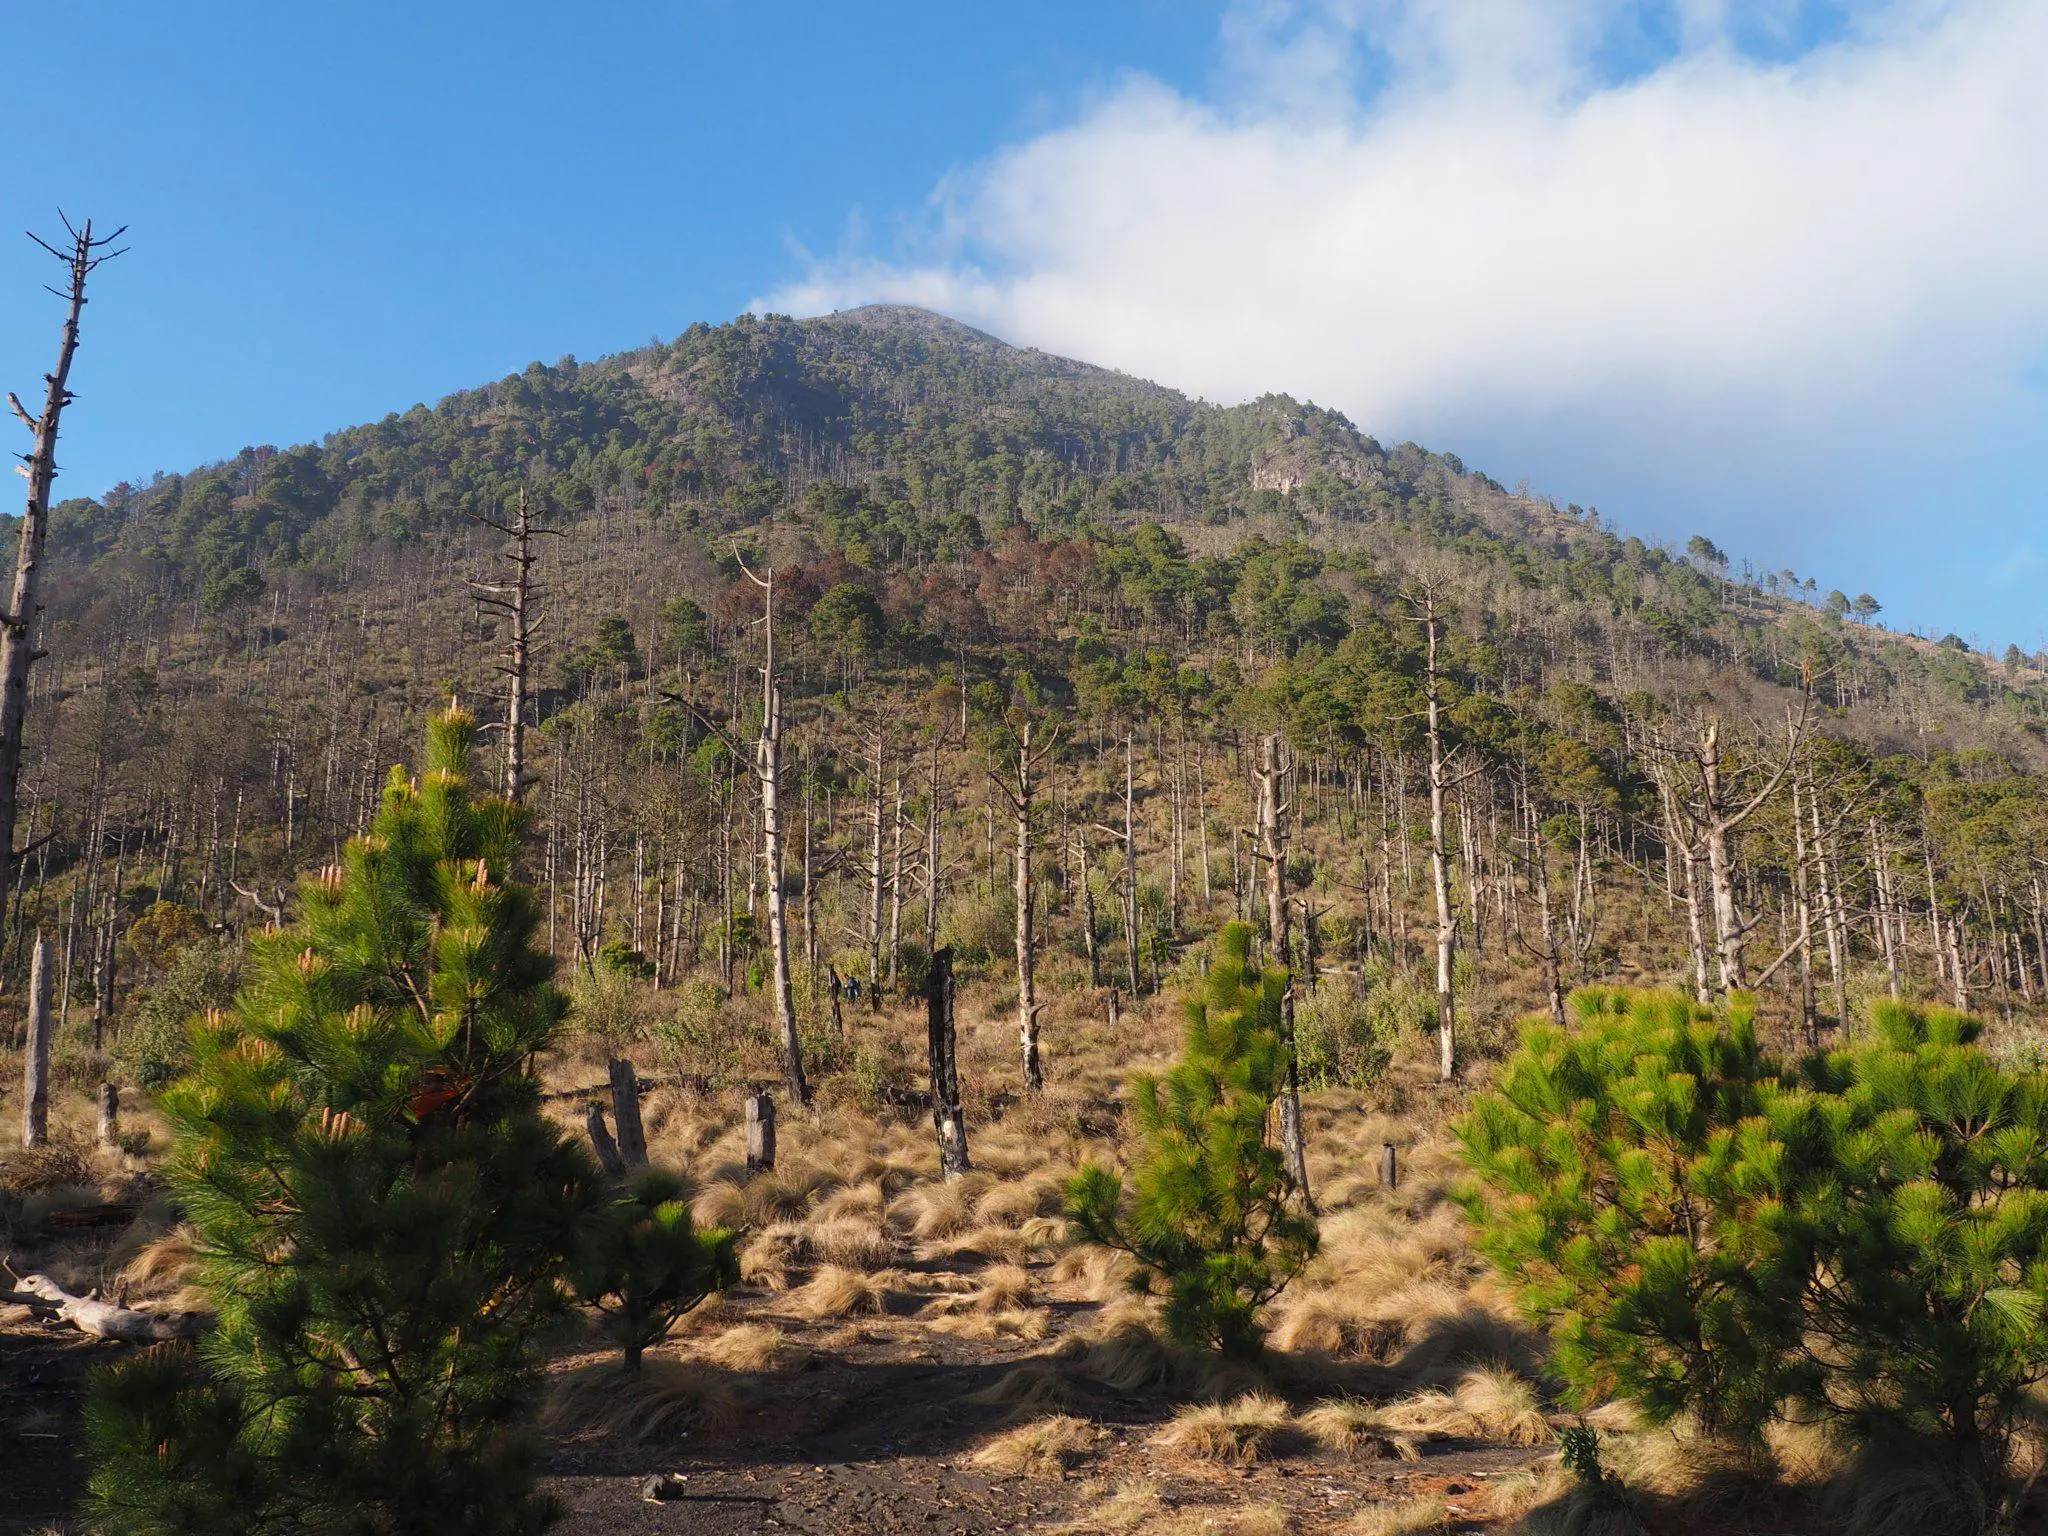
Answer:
608 1057 647 1169
585 1102 626 1177
745 1091 776 1172
1107 986 1120 1030
21 933 50 1149
97 1082 119 1149
1380 1142 1400 1190
926 946 971 1178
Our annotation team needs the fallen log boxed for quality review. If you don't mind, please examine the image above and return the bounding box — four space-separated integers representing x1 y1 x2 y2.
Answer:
4 1273 208 1342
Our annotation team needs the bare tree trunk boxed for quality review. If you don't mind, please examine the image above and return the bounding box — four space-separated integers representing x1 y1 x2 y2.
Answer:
1418 603 1458 1081
925 946 970 1177
1792 773 1819 1044
0 220 121 945
994 720 1054 1092
749 570 807 1105
20 933 49 1148
1121 735 1141 997
1075 827 1101 986
468 489 555 804
1253 733 1313 1208
97 1081 118 1149
1525 800 1566 1027
887 773 905 988
866 727 886 993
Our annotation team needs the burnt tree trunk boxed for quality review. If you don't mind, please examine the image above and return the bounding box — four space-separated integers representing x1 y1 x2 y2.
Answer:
608 1057 647 1168
925 945 970 1178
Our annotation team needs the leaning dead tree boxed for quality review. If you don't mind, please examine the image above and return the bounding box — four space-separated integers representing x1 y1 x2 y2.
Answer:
670 554 807 1104
0 216 123 944
988 715 1058 1092
468 489 561 805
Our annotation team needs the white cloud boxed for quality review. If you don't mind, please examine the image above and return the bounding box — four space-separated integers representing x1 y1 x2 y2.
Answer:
764 0 2048 639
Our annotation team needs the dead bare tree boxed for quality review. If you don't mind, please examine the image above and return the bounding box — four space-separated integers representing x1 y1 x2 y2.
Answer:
1652 694 1810 994
468 490 561 804
0 217 123 946
988 715 1058 1092
1251 733 1313 1205
1404 586 1481 1081
667 555 807 1104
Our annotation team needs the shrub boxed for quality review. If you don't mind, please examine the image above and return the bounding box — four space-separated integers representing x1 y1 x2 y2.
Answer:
571 955 646 1050
122 936 244 1090
1293 978 1399 1089
86 706 604 1536
574 1170 736 1371
1458 988 2048 1530
1065 922 1317 1357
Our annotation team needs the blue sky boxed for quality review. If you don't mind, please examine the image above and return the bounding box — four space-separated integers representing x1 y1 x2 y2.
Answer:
6 2 2043 651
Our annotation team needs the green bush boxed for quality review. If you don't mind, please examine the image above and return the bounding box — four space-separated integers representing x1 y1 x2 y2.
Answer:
1458 988 2048 1529
122 936 245 1090
939 890 1013 965
1065 921 1317 1358
651 977 748 1086
571 956 646 1050
1292 978 1399 1089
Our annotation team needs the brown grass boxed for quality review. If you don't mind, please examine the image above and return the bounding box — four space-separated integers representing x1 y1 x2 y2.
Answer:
1372 1364 1554 1446
543 1358 739 1442
693 1322 811 1373
970 1414 1101 1478
1151 1394 1296 1464
787 1264 904 1319
1298 1400 1420 1462
0 1132 100 1195
1347 1494 1454 1536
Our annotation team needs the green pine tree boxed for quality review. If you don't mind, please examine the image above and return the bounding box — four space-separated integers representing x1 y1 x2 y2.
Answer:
573 1169 737 1372
1455 987 1818 1441
1792 1001 2048 1518
1065 921 1317 1357
1460 989 2048 1529
87 705 603 1536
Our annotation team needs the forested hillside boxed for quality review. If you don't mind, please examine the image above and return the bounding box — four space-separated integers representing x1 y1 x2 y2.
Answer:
11 302 2048 1063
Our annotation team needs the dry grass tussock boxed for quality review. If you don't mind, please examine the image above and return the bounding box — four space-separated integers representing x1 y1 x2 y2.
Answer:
692 1159 845 1231
921 1262 1032 1316
115 1224 199 1302
1051 1244 1138 1301
1055 1478 1167 1533
1371 1364 1554 1446
916 1223 1033 1264
691 1321 811 1373
888 1172 995 1241
926 1307 1049 1341
0 1131 101 1195
1151 1393 1296 1464
1346 1494 1456 1536
787 1264 905 1319
969 1414 1102 1478
1297 1399 1419 1462
543 1358 739 1442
